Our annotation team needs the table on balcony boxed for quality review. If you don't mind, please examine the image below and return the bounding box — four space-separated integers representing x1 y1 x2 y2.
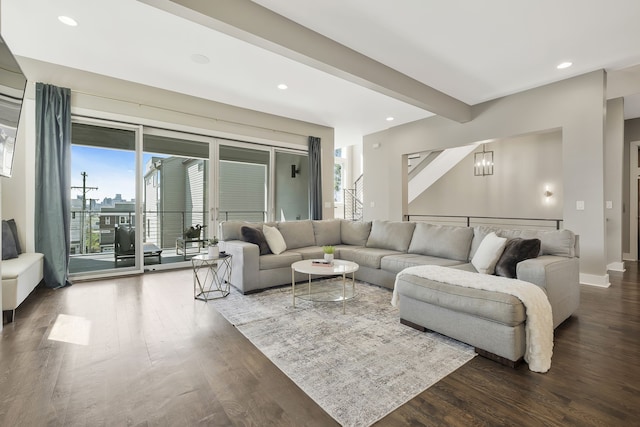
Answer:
176 237 206 260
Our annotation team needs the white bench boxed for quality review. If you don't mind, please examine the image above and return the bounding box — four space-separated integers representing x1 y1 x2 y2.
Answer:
2 252 44 323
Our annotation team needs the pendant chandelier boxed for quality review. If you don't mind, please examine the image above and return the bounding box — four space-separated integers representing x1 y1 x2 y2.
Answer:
474 145 493 176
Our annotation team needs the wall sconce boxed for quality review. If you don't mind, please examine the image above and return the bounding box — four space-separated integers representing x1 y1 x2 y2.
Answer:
544 187 553 198
474 145 494 176
291 164 300 178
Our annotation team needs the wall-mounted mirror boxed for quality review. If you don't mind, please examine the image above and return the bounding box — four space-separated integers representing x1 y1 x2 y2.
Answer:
0 35 27 178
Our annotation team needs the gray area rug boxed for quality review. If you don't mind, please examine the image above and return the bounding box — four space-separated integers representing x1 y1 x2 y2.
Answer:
210 280 475 426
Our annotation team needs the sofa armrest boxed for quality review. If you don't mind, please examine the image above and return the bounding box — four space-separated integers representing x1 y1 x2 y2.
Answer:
516 255 580 328
220 240 260 294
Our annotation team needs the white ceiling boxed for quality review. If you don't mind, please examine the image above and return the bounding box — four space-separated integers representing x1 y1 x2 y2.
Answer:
2 0 640 147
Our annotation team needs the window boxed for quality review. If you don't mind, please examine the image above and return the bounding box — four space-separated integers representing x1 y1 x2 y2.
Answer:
104 217 110 225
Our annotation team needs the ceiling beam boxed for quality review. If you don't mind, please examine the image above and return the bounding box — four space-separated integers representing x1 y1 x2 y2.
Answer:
139 0 472 123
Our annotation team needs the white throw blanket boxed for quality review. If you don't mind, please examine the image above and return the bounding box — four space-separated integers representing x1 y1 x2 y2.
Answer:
392 265 553 373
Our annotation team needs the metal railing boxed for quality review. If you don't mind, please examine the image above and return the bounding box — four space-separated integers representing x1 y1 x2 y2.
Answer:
344 174 364 221
219 210 267 222
405 214 563 230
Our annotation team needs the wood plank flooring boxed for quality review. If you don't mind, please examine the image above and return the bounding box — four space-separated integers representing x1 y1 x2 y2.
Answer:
1 264 639 426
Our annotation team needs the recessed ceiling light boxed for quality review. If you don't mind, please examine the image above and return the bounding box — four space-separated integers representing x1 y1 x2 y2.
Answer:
190 54 210 64
277 83 288 90
386 117 395 121
58 16 78 27
557 61 573 70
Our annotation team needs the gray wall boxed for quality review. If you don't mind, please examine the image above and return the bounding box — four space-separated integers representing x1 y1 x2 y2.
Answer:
364 70 608 283
275 152 309 221
604 98 624 268
409 132 563 220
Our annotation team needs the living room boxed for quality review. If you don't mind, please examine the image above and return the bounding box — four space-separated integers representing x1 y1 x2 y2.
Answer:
1 1 640 425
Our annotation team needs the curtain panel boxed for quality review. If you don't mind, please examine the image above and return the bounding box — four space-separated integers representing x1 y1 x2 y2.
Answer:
35 83 72 288
308 136 322 220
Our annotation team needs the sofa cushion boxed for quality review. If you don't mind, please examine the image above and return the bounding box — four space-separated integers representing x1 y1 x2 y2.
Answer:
366 220 415 252
381 254 463 274
471 232 507 274
259 252 302 270
494 238 541 278
537 230 576 257
408 223 473 262
395 274 526 326
496 228 576 258
341 220 371 246
339 246 402 269
263 224 287 255
312 220 342 246
240 226 272 255
290 246 325 260
2 220 19 260
278 221 316 249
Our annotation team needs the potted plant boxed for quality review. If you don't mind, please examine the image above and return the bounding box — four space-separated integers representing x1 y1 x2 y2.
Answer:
322 245 335 263
207 237 219 258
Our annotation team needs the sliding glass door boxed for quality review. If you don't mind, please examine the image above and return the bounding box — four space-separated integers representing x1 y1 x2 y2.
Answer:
142 129 211 265
69 120 141 276
69 120 309 279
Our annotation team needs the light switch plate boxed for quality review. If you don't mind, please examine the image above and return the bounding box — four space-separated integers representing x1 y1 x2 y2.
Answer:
606 201 613 209
576 201 585 211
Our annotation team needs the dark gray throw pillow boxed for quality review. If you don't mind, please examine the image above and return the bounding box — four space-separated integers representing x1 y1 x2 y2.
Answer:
2 220 19 260
6 219 22 254
494 238 541 278
241 226 272 255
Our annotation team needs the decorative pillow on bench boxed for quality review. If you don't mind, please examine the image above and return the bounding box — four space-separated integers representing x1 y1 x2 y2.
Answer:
2 219 21 260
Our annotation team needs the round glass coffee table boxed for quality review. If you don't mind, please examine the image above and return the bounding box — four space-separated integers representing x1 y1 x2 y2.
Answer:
291 259 359 313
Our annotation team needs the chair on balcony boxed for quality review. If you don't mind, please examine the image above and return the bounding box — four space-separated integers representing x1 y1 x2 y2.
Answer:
114 226 162 266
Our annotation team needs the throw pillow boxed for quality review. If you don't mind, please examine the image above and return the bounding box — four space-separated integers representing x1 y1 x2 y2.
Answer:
263 224 287 255
471 232 507 274
494 238 541 278
241 226 272 255
6 218 22 254
2 220 19 260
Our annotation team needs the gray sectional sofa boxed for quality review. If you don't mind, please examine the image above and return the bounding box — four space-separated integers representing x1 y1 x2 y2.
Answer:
220 219 580 366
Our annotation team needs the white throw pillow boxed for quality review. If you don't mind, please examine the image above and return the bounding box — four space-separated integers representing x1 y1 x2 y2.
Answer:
471 232 507 274
263 224 287 255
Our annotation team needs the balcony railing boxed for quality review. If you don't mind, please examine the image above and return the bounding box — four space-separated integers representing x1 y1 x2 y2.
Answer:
405 214 563 230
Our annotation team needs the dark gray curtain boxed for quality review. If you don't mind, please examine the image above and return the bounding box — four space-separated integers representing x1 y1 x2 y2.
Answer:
35 83 72 288
308 136 322 220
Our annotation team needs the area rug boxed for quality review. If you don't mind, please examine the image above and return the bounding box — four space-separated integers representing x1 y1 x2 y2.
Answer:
209 280 475 426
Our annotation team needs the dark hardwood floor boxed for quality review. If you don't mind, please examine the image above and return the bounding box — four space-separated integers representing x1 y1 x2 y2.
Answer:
1 264 638 426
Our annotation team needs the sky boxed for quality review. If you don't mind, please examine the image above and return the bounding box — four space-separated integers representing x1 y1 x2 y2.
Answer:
71 146 159 202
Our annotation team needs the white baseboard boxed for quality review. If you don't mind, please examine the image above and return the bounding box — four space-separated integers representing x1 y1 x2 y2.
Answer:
607 261 625 272
622 253 634 261
580 273 611 288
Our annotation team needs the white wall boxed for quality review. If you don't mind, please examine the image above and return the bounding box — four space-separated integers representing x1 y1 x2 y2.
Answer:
409 132 563 220
363 70 609 285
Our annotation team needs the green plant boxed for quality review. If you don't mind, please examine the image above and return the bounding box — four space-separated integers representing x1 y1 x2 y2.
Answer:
322 245 335 254
208 237 219 246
